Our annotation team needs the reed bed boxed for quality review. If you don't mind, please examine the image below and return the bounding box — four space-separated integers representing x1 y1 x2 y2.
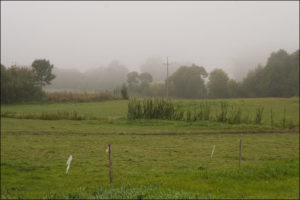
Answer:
127 98 274 126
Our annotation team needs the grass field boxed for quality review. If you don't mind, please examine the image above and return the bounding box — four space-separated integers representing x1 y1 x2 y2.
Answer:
1 97 299 199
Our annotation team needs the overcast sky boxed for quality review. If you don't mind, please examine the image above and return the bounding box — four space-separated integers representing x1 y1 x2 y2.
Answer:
1 1 299 79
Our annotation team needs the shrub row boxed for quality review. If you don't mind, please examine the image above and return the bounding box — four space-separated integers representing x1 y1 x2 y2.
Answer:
46 92 120 103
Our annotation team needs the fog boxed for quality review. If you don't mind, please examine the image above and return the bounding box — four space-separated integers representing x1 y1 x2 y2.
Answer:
1 1 299 80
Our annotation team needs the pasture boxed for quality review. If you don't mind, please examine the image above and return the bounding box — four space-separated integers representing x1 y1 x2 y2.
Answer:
1 97 299 199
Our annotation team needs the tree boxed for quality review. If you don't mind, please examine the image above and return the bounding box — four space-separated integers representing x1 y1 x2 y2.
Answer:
148 83 165 97
1 64 44 104
121 83 129 99
241 65 264 97
127 71 140 95
168 64 208 98
262 49 299 97
138 72 153 95
207 69 229 98
31 59 56 87
240 49 299 97
227 79 241 98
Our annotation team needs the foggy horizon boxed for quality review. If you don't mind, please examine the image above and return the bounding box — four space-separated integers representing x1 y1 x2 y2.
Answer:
1 1 299 79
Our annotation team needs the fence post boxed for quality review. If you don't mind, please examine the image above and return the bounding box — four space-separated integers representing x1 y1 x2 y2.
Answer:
239 139 242 168
108 144 113 184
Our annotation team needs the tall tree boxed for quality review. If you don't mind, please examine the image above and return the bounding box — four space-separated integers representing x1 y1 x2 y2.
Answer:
168 64 208 98
1 65 44 104
241 65 264 97
127 71 140 95
138 72 153 95
227 79 241 98
31 59 56 87
207 69 229 98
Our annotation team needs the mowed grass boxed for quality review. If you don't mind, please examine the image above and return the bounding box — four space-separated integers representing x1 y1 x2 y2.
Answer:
1 100 128 118
1 133 299 199
1 97 299 198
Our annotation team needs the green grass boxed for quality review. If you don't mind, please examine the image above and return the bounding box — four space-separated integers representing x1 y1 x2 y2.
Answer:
1 100 128 118
1 97 299 198
1 98 299 127
1 133 299 199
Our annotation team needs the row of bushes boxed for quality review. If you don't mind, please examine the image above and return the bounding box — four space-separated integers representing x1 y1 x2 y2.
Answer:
46 92 121 103
1 111 112 121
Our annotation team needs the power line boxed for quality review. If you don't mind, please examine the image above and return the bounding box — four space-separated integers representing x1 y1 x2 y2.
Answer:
163 57 175 98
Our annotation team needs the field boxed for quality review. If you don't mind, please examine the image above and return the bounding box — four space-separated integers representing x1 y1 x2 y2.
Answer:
1 98 299 199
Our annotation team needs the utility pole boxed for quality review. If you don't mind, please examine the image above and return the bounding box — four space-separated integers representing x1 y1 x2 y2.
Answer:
163 57 175 98
166 57 169 98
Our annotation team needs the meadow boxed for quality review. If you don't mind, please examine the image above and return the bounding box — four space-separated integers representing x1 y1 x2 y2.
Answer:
1 97 299 199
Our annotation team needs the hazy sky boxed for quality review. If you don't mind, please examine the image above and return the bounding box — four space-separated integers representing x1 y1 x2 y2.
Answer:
1 1 299 79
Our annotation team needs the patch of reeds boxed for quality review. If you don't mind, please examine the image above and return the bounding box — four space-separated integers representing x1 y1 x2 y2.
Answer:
270 109 274 127
227 106 242 124
127 99 270 126
255 106 264 124
282 107 286 128
216 102 228 122
128 98 175 120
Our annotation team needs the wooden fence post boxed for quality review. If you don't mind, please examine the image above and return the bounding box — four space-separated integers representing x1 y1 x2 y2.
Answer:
239 139 242 168
108 144 113 184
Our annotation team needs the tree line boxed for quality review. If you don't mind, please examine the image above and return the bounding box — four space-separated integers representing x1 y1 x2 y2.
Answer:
125 49 299 99
1 59 55 104
1 49 299 104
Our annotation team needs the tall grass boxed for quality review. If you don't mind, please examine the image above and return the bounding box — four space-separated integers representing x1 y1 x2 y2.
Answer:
282 107 286 128
270 109 274 128
127 99 270 126
228 106 242 124
128 98 175 120
255 106 264 124
216 102 228 122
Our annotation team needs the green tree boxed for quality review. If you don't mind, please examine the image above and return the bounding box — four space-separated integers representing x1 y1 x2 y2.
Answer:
207 69 229 98
127 71 139 95
227 79 241 98
1 65 44 104
168 64 208 98
241 65 264 97
138 72 153 95
148 83 165 97
31 59 56 87
241 49 299 97
121 83 129 99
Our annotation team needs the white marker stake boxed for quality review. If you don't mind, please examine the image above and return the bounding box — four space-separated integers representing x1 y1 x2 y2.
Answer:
211 145 216 158
66 155 72 174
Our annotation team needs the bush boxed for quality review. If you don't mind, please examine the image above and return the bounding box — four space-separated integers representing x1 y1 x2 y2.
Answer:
46 92 118 103
1 65 45 104
121 84 129 100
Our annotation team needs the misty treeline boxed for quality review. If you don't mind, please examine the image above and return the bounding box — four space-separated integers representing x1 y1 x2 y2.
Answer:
1 59 55 104
126 49 299 98
1 49 299 104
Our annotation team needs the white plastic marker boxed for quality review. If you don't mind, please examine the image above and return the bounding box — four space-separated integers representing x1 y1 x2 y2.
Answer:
66 155 72 174
211 145 216 158
106 147 109 153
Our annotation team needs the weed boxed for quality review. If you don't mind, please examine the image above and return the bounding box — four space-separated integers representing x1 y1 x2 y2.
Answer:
255 106 264 124
216 102 228 122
